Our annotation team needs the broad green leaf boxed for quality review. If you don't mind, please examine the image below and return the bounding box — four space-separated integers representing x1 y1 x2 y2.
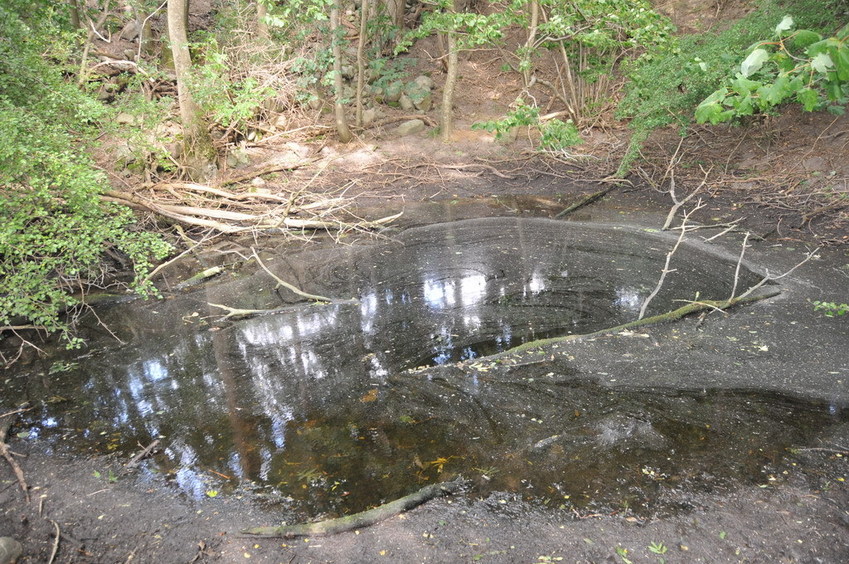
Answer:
695 101 722 124
811 52 834 73
806 39 829 57
796 87 819 111
732 94 755 116
774 15 794 36
791 30 822 51
741 48 770 77
834 46 849 81
730 74 763 95
762 75 791 105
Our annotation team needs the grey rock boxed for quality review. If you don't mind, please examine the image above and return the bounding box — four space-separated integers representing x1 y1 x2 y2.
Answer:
413 74 435 91
395 119 426 137
0 537 23 564
384 81 404 103
399 94 415 111
362 108 378 126
413 92 432 112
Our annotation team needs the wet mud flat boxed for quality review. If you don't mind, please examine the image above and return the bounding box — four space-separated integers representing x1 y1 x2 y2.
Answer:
2 212 848 562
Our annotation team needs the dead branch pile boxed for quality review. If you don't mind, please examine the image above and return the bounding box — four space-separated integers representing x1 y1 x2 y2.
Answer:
103 180 400 234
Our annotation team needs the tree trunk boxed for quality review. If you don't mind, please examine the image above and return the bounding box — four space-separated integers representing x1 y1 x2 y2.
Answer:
383 0 405 29
256 0 269 39
167 0 215 180
440 1 459 143
355 0 370 126
69 0 81 29
330 0 352 143
522 0 539 88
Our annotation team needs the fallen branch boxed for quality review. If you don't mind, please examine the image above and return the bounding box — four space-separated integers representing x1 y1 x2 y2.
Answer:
554 186 615 219
242 478 467 538
507 289 781 355
639 201 705 320
219 156 318 186
208 303 271 321
250 249 334 303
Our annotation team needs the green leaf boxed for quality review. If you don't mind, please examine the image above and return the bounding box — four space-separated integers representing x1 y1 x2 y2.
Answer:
774 16 794 36
834 46 849 81
796 87 820 111
791 30 822 51
741 48 770 77
730 74 763 95
811 52 835 73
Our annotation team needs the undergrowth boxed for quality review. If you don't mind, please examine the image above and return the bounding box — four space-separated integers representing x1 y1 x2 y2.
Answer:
615 0 844 176
0 1 170 350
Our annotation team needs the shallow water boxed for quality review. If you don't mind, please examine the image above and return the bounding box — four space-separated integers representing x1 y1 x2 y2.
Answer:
7 218 845 518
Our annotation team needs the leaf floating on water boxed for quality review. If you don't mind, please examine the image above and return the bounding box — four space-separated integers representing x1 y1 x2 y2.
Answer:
360 389 379 403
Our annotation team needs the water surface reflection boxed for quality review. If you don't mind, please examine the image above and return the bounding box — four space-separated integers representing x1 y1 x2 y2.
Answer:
10 218 826 518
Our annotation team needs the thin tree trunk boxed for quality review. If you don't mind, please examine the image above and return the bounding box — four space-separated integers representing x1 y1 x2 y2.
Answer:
522 0 539 88
256 0 269 39
330 0 352 142
69 0 81 29
167 0 215 180
355 0 370 126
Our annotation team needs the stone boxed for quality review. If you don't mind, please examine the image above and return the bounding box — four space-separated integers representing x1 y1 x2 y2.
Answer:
384 81 404 103
394 119 425 136
413 75 435 91
0 537 23 564
399 94 415 111
362 108 378 126
413 92 432 112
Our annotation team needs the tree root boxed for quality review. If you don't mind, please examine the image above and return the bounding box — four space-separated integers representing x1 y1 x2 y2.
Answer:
0 409 31 503
242 478 467 538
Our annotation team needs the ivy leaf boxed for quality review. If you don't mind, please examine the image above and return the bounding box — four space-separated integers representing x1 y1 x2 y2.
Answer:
811 52 835 73
740 48 770 78
774 15 794 36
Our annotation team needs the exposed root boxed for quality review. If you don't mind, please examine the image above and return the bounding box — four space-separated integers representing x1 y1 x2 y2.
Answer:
242 478 467 538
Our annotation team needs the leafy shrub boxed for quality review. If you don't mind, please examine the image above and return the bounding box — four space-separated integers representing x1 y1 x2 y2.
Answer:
696 18 849 123
0 1 170 343
472 101 583 151
616 0 841 175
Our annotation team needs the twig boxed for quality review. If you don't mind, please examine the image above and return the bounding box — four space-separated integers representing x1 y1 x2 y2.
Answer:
0 411 30 502
136 0 168 61
125 439 161 468
47 520 61 564
662 165 710 231
639 201 705 320
250 249 334 302
737 247 819 300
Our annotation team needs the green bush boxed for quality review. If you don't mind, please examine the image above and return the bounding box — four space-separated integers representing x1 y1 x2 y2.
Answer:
616 0 841 175
0 1 170 343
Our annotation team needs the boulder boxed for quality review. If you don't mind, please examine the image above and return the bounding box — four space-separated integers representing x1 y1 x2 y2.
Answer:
394 119 426 137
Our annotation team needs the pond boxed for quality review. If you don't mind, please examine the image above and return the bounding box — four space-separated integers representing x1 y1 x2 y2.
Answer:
6 218 846 519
